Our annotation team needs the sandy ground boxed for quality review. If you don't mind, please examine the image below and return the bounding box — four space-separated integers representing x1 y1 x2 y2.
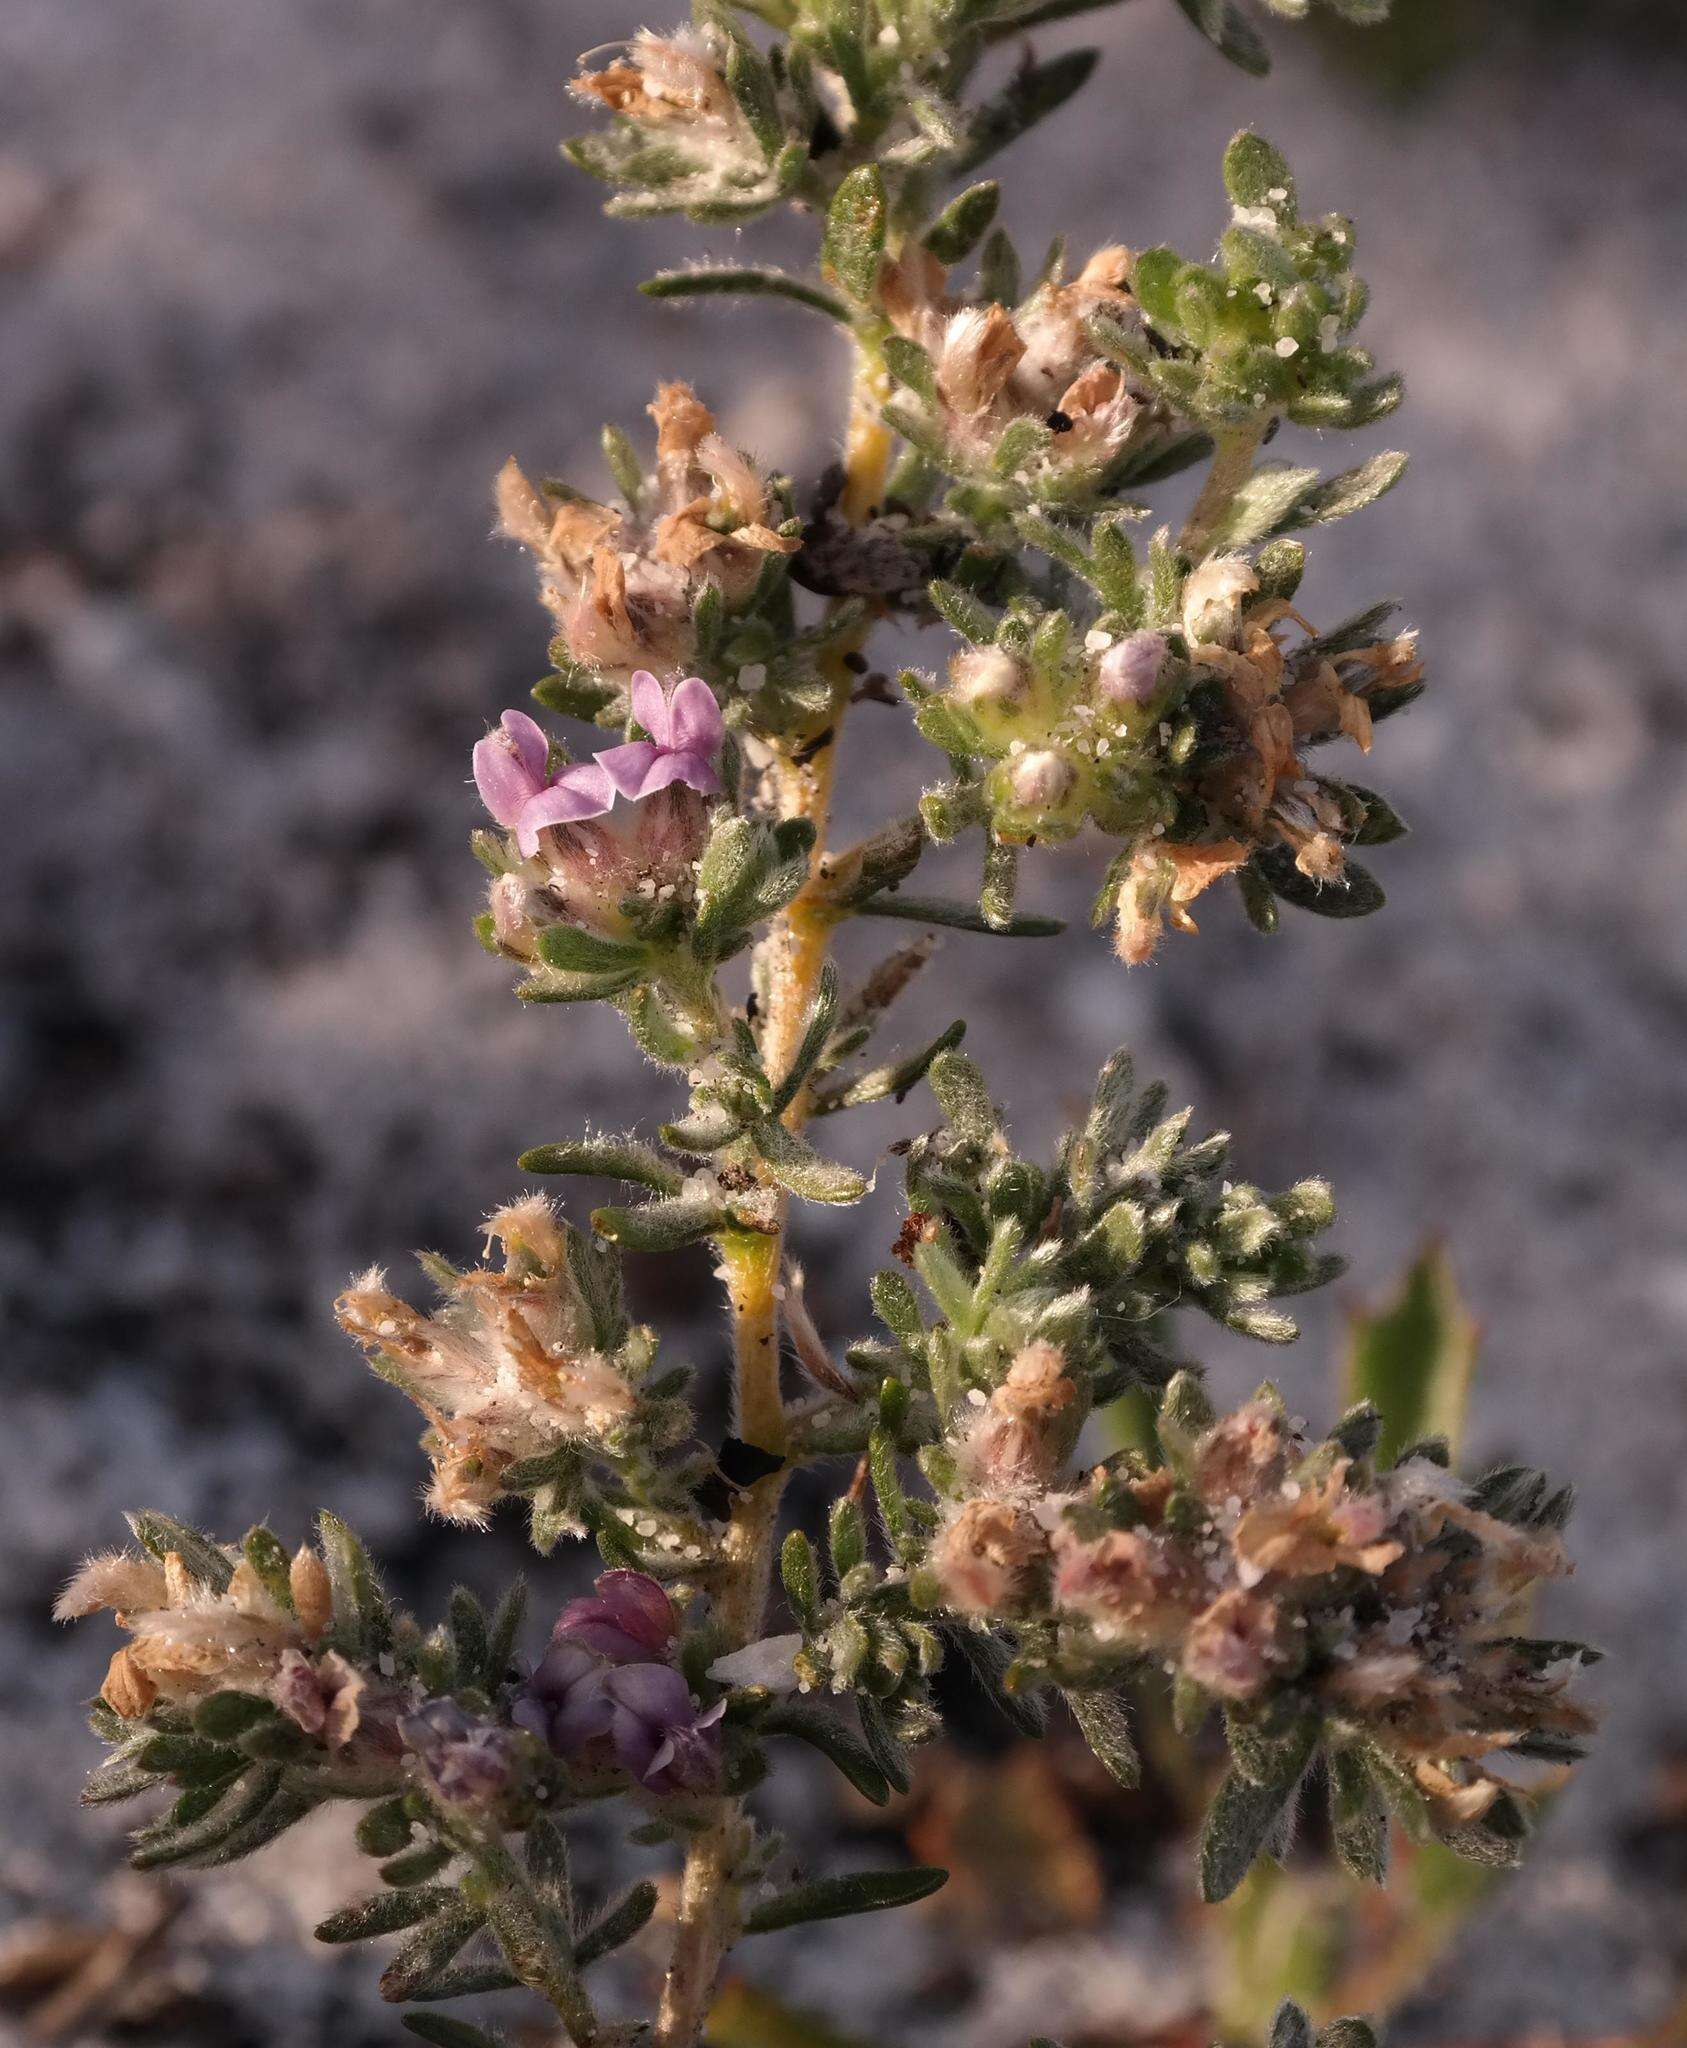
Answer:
3 1 1686 2039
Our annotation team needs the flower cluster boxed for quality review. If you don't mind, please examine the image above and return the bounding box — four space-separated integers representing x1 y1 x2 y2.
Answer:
917 1379 1594 1876
879 242 1176 509
515 1569 724 1795
913 545 1421 966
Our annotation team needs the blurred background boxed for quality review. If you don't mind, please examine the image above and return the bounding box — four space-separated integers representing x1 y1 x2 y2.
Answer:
3 0 1686 2041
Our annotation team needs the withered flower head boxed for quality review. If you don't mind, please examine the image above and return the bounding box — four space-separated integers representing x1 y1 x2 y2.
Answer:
57 1544 335 1724
930 1499 1050 1618
336 1197 635 1526
496 382 796 677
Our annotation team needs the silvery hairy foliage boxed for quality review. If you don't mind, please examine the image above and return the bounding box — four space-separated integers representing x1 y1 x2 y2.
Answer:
58 3 1595 2045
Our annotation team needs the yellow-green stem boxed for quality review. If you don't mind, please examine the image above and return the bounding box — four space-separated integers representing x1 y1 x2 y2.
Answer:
1179 419 1267 560
652 342 894 2048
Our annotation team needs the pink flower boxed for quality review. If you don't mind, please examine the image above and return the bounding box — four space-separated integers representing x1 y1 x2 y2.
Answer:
473 709 615 859
596 672 724 803
472 677 723 860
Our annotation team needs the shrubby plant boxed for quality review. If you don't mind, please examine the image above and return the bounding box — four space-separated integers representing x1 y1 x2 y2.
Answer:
59 2 1595 2043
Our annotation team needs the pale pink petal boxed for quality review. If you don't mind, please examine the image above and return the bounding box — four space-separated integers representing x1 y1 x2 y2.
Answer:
635 749 721 800
474 726 543 828
629 670 674 748
513 765 615 855
666 677 723 758
595 739 664 800
500 709 552 783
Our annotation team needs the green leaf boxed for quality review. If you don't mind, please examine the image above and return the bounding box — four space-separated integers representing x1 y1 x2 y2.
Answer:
518 1136 683 1193
751 1121 869 1205
1255 847 1386 919
978 226 1021 305
857 1693 913 1796
316 1509 390 1658
1171 0 1271 74
379 1906 488 2002
486 1578 528 1687
1224 131 1297 216
317 1887 458 1944
929 1048 999 1145
591 1192 728 1252
823 165 888 305
811 1019 966 1117
957 49 1100 172
761 1702 892 1807
403 2017 508 2048
770 960 840 1115
129 1763 291 1871
191 1691 280 1742
601 422 643 509
536 925 647 975
1065 1689 1141 1789
640 266 848 321
532 668 617 722
924 181 1001 265
828 1495 867 1579
356 1797 416 1859
742 1865 948 1934
1272 451 1409 533
1212 462 1320 548
382 1842 458 1888
1328 1745 1389 1885
1270 2004 1316 2048
724 34 783 158
882 333 938 404
779 1529 820 1625
125 1511 233 1593
856 893 1062 937
1343 1245 1477 1466
575 1880 660 1966
1198 1720 1317 1902
241 1524 295 1612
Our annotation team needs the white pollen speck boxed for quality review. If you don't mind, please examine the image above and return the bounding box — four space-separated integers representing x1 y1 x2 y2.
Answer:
1275 336 1300 358
966 1388 988 1408
1085 629 1113 652
1254 283 1273 305
1266 185 1288 203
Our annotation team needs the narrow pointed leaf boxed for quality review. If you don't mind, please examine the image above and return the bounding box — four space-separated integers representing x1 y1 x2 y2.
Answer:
742 1865 948 1934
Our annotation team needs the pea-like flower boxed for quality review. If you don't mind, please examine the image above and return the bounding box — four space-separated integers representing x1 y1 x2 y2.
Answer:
596 672 724 803
473 709 616 859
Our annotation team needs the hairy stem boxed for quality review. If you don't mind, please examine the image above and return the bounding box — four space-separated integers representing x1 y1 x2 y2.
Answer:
1178 418 1267 559
652 342 894 2048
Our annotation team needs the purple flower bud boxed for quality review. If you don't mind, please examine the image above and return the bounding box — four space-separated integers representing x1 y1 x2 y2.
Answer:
512 1572 722 1795
401 1699 518 1810
1095 630 1167 708
553 1569 676 1664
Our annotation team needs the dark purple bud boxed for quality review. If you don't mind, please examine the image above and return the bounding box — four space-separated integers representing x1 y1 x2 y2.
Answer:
552 1570 676 1664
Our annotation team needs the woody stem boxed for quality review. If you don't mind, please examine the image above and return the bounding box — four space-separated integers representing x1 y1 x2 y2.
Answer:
651 340 893 2048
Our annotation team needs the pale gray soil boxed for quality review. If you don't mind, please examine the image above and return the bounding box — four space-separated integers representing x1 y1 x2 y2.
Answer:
3 2 1685 2040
